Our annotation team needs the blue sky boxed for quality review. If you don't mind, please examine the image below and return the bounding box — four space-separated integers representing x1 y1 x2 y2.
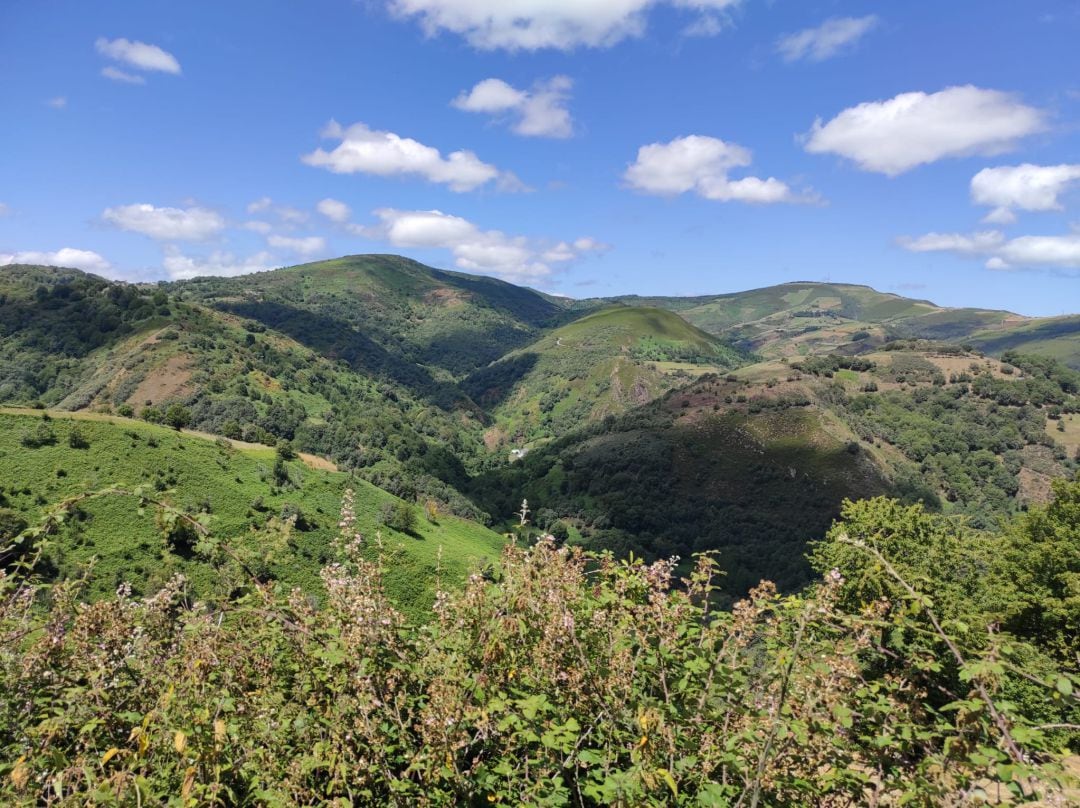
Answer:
1 0 1079 315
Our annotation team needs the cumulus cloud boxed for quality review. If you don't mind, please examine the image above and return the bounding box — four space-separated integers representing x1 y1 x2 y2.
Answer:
302 120 513 192
623 135 813 204
163 248 278 280
804 86 1045 175
0 248 111 274
453 76 574 138
95 37 181 74
971 164 1080 223
899 228 1080 270
353 208 605 281
387 0 742 51
777 16 877 62
995 235 1080 269
316 198 352 223
102 203 225 241
267 234 327 256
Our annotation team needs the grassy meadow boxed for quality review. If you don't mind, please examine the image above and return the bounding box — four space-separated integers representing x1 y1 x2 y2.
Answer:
0 410 504 619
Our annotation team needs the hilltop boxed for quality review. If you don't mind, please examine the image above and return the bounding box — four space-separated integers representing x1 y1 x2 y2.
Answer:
590 281 1080 368
463 305 746 449
170 254 567 380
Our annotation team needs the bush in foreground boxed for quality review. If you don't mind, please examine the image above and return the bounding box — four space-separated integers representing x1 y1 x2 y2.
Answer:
0 488 1077 805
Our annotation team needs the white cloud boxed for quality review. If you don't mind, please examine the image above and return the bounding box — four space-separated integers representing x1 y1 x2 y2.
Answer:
682 15 726 38
163 248 278 280
302 120 511 192
316 198 352 223
971 164 1080 223
804 86 1045 175
95 37 181 74
267 234 327 256
102 203 225 241
101 66 146 85
898 230 1005 255
246 197 273 214
243 220 273 234
996 235 1080 269
899 228 1080 270
777 16 877 62
453 76 574 138
0 248 111 274
624 135 813 204
354 208 605 281
0 203 9 217
387 0 741 51
46 96 67 109
276 206 309 225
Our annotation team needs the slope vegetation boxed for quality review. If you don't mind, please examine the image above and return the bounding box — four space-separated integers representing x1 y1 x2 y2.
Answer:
0 411 504 618
173 254 568 379
463 305 746 449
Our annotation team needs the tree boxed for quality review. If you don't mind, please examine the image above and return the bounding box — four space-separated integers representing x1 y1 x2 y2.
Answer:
381 500 417 534
140 406 163 424
275 440 297 461
164 404 192 430
67 426 89 449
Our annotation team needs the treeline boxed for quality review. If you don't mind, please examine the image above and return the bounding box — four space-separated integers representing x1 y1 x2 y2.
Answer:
0 266 167 402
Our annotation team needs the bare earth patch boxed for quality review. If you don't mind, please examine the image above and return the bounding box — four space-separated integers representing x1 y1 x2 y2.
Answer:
126 354 194 406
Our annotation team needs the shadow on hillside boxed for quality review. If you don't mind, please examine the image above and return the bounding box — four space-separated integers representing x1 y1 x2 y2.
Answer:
219 301 468 410
430 269 561 326
467 408 897 599
460 353 540 409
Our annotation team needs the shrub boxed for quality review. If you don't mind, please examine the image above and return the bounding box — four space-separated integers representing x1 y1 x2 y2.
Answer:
140 406 163 424
164 403 192 430
380 499 417 533
0 495 1075 805
0 507 28 542
19 422 56 448
67 426 89 449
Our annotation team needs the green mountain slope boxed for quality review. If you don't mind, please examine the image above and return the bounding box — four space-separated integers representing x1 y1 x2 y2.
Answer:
0 265 170 402
172 254 567 380
470 384 889 596
966 315 1080 369
462 305 746 449
0 410 504 618
1 264 492 517
469 343 1080 596
590 282 1049 361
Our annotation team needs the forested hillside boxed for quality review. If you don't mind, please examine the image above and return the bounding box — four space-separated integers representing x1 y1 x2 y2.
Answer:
2 260 1078 604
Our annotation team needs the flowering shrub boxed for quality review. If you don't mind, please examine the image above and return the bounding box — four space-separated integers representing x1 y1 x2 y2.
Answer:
1 489 1077 805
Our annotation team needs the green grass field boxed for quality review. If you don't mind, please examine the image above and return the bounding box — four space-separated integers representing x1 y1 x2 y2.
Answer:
0 411 505 619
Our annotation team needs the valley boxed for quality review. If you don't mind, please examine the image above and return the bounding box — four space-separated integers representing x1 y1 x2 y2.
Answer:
2 257 1078 602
